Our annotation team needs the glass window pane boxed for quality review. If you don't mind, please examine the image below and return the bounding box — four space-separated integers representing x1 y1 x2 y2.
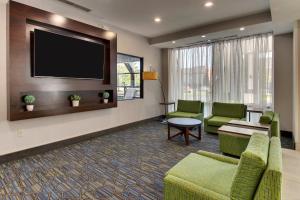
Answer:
117 63 130 73
132 62 141 73
134 74 140 87
134 88 140 98
117 53 143 100
117 87 125 98
118 74 132 87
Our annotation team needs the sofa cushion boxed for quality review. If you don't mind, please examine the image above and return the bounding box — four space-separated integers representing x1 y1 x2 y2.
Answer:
168 111 201 119
166 153 237 197
164 175 230 200
177 100 202 114
259 111 274 124
230 133 269 200
212 102 246 118
207 116 237 127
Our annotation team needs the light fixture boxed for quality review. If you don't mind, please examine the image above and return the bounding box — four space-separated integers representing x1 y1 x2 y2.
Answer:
204 1 214 7
154 17 161 23
104 31 116 39
172 41 176 44
240 27 245 31
207 40 211 42
201 35 206 38
50 14 66 25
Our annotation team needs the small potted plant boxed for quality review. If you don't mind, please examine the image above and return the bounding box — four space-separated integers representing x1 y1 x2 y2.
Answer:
103 92 110 104
70 94 81 107
24 95 36 111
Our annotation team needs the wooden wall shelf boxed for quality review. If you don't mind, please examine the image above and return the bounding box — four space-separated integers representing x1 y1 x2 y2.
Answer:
14 102 117 121
8 2 117 121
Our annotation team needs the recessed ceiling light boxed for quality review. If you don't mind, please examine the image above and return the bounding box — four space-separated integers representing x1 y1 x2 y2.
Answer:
207 40 211 42
172 41 176 44
204 1 214 7
240 27 245 31
201 35 206 38
154 17 161 23
51 14 66 25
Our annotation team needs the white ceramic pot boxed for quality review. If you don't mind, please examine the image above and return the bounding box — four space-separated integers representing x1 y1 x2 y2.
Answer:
104 99 109 104
72 100 80 107
26 105 34 111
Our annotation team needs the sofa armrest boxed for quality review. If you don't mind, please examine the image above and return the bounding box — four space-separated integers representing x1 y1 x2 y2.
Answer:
204 115 213 121
271 113 280 137
197 150 239 165
196 113 204 121
204 115 213 129
166 111 176 118
204 115 213 125
243 105 248 118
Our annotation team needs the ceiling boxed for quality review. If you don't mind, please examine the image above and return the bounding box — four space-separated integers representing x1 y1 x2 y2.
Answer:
154 22 274 48
19 0 300 48
270 0 300 34
64 0 270 38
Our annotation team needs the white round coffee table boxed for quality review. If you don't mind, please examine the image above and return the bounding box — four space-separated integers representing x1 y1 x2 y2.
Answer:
167 117 202 145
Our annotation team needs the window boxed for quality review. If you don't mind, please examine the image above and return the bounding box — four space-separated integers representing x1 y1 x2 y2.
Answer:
168 45 213 116
169 33 273 116
117 53 143 100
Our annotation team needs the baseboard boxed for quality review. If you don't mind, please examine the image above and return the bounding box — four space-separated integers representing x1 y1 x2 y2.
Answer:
0 116 160 164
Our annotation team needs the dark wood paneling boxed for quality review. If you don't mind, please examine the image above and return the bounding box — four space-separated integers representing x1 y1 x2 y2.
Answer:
8 1 117 121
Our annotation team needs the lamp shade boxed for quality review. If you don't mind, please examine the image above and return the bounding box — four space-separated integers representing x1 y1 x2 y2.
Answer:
143 71 158 80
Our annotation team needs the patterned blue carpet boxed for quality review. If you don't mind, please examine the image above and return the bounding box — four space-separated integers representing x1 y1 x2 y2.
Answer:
0 120 293 199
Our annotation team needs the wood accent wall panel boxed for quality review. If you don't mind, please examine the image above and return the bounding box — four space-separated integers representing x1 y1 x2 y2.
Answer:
8 1 117 121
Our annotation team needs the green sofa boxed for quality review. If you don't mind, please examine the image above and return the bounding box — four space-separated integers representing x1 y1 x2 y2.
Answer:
167 100 204 121
204 102 247 133
259 111 280 137
164 134 282 200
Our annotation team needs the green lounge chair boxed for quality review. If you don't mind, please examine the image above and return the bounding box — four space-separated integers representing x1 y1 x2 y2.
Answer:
167 100 204 121
164 134 282 200
204 102 247 134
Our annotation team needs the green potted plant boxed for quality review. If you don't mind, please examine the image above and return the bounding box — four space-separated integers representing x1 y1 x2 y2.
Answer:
24 95 36 111
70 94 81 107
103 92 110 104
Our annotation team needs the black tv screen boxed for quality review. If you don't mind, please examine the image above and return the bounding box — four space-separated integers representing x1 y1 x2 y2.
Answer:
33 29 105 79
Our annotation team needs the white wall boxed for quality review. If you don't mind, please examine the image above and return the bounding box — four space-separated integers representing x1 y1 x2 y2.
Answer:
0 0 162 156
293 21 300 150
274 33 293 132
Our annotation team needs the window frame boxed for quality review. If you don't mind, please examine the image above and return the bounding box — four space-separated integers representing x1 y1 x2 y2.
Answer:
117 52 144 100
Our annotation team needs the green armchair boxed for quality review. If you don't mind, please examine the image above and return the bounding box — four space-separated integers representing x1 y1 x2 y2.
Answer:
164 134 282 200
204 102 247 133
259 111 280 137
167 100 204 121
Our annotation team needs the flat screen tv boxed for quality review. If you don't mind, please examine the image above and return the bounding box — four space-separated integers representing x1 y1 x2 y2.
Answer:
33 29 105 80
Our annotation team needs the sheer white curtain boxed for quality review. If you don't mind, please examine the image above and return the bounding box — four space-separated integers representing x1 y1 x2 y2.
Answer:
168 45 213 116
212 33 273 109
168 33 273 115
